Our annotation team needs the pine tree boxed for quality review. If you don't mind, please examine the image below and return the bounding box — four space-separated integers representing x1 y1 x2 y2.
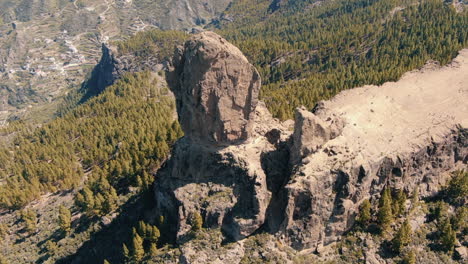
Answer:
58 205 71 234
392 219 412 253
75 186 95 212
439 218 456 252
451 207 467 232
444 170 468 205
132 229 145 262
356 199 371 227
19 209 37 234
102 186 118 215
149 243 158 257
148 225 160 243
432 201 448 221
122 243 130 262
378 188 393 234
393 189 407 216
158 215 165 226
45 240 58 256
410 186 419 212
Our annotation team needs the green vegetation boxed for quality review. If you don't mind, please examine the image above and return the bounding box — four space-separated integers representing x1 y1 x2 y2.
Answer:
451 207 467 232
356 199 371 228
45 240 58 256
350 170 466 262
58 205 71 234
120 220 163 263
114 30 188 60
131 229 145 262
18 209 37 234
393 189 407 217
218 0 468 119
378 187 394 234
392 219 412 253
189 212 203 232
402 250 417 264
438 218 457 253
0 71 181 211
443 170 467 205
137 220 161 244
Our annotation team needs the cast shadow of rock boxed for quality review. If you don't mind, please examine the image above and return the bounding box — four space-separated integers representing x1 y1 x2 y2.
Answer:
55 193 154 264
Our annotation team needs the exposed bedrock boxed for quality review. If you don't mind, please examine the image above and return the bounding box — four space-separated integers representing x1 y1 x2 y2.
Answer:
283 126 467 250
155 31 292 242
86 43 164 94
281 50 468 250
168 31 261 146
154 101 292 242
155 31 468 254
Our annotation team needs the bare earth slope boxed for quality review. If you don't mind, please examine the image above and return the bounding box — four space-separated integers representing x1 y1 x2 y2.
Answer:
324 49 468 160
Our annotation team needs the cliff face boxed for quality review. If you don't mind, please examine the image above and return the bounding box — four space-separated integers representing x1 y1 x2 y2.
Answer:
282 52 468 249
85 43 165 94
154 32 468 260
168 31 261 145
155 32 292 242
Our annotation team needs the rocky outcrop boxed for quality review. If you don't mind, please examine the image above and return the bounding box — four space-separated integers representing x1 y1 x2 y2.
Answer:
168 31 261 145
154 101 292 242
86 43 165 94
281 49 468 250
155 32 291 242
155 31 468 259
290 106 345 164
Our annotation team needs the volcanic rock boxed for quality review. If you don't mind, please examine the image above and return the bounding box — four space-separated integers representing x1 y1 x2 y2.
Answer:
168 31 261 145
281 49 468 250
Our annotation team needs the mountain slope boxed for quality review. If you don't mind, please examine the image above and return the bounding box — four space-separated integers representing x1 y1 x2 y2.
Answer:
216 0 468 119
0 0 231 124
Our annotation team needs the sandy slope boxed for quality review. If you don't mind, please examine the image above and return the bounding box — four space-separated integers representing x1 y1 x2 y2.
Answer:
320 49 468 161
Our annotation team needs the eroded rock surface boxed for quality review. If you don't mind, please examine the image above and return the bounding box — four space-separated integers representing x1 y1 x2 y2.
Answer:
154 102 292 242
155 32 292 242
155 31 468 259
282 50 468 250
168 31 261 145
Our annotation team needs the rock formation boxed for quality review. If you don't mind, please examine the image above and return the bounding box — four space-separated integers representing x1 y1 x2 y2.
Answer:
155 31 291 242
155 31 468 260
168 31 261 145
281 49 468 250
86 43 165 94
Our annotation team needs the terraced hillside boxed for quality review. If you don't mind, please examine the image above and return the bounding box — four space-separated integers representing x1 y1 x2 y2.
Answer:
0 0 231 125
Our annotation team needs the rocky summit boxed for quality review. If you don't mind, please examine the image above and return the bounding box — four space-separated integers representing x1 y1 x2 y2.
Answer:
155 32 468 262
156 31 291 243
168 31 261 145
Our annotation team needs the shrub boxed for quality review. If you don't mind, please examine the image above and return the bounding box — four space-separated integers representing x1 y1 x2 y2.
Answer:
189 212 203 232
